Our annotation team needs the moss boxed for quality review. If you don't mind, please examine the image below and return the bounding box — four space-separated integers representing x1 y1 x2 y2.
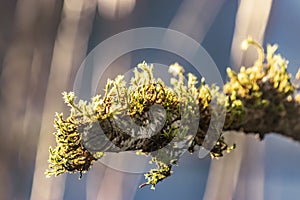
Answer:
46 38 300 189
223 37 296 137
45 113 99 178
140 160 172 190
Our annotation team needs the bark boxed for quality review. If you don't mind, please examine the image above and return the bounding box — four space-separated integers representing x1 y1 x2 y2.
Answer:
232 98 300 142
46 39 300 190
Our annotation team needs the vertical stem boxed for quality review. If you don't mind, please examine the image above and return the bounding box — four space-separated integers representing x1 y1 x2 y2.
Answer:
30 1 97 199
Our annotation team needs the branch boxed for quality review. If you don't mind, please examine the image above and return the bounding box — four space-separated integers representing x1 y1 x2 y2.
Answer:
45 38 300 189
223 39 300 141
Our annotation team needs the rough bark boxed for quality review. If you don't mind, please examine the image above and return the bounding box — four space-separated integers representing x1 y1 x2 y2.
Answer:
46 39 300 188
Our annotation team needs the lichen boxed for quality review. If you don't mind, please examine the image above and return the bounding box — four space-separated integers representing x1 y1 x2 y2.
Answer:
46 38 300 189
140 158 172 190
45 113 100 178
223 37 297 138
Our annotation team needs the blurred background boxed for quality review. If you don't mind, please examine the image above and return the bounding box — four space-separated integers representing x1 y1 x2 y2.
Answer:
1 0 300 200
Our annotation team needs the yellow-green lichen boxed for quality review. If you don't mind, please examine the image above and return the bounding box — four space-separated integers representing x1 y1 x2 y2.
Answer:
45 113 100 178
46 38 300 189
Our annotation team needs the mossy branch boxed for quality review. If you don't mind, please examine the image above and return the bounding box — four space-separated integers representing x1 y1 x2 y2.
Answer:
45 38 300 189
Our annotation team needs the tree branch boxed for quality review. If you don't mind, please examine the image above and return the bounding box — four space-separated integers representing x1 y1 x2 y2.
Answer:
45 38 300 189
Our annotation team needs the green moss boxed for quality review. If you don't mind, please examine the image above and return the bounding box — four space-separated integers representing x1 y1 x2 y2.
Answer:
140 158 172 190
46 38 300 189
45 113 99 178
